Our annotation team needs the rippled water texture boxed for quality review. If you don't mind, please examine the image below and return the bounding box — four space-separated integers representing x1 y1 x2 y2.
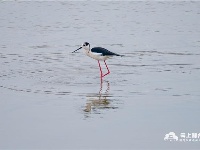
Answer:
0 1 200 149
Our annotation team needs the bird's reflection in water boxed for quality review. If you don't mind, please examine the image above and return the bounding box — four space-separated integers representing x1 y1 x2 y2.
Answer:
84 80 117 114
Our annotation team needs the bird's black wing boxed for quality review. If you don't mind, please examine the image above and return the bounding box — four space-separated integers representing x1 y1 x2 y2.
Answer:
91 47 120 56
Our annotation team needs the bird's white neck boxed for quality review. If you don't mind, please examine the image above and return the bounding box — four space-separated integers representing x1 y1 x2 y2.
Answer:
84 49 90 55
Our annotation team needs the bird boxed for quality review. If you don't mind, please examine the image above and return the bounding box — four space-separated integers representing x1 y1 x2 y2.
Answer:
72 42 123 79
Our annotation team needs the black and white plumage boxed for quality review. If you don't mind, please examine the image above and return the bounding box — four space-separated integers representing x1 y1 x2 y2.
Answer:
72 42 122 61
91 47 121 56
72 42 123 79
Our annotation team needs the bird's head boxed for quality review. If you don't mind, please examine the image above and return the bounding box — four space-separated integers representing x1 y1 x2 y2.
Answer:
72 42 90 53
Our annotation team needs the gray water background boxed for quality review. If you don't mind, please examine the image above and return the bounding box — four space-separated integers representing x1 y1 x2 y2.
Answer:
0 1 200 149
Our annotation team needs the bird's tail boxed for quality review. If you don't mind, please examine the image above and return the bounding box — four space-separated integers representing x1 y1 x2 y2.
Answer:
116 54 124 57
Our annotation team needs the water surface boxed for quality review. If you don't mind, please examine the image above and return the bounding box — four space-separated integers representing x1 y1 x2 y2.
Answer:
0 1 200 149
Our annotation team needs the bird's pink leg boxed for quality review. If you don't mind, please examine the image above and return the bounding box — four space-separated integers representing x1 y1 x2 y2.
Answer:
102 60 110 77
98 60 103 80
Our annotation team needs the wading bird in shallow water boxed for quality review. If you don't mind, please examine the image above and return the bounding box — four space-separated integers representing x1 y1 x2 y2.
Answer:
72 42 123 80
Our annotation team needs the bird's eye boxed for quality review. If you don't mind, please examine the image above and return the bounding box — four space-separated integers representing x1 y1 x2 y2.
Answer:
83 44 85 46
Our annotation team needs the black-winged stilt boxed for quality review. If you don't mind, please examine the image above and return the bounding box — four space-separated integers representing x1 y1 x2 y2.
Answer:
72 42 122 79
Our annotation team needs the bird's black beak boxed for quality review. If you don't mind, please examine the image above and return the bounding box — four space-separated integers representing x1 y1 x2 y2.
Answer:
72 47 82 53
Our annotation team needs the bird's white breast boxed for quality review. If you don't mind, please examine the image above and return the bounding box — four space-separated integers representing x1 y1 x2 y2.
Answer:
84 50 109 61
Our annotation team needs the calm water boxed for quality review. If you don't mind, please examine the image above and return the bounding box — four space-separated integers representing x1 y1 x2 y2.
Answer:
0 1 200 149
